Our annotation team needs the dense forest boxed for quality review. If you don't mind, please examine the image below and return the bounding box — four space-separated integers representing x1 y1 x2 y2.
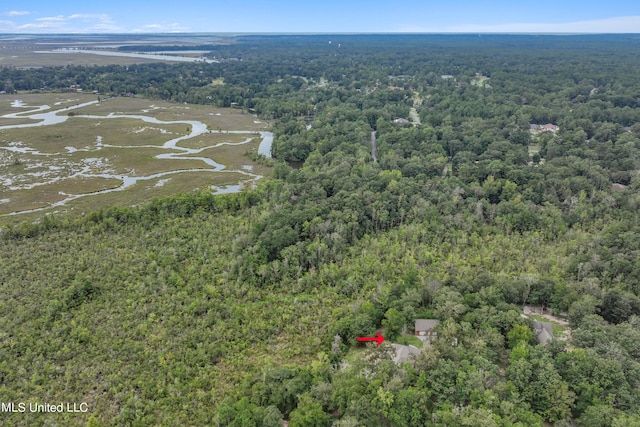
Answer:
2 34 640 426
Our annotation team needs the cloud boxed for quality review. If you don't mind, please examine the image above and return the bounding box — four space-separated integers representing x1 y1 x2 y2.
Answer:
6 13 123 33
399 15 640 34
3 10 31 17
35 16 66 23
68 13 112 21
132 23 190 33
0 12 186 33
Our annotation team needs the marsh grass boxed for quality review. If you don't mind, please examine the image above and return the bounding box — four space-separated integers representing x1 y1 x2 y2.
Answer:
180 132 251 149
0 93 98 115
0 117 39 126
91 147 206 175
0 176 122 215
0 95 272 223
191 139 259 170
58 171 251 215
72 97 268 132
0 48 168 68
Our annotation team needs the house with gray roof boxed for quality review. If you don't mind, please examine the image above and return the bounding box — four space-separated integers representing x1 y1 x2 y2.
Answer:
391 343 422 365
533 320 553 345
414 319 440 343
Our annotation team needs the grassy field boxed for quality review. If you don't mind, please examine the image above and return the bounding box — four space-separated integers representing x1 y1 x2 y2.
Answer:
471 75 491 88
0 94 271 224
528 144 541 155
396 333 424 348
529 314 567 337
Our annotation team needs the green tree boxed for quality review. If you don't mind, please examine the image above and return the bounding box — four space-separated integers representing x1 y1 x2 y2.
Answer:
507 324 534 349
568 295 600 328
288 395 330 427
382 308 405 341
507 347 574 422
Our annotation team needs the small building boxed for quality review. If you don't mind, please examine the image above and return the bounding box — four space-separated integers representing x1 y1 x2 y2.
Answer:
612 183 627 191
393 118 410 125
533 320 553 345
415 319 440 343
391 343 422 364
530 123 559 134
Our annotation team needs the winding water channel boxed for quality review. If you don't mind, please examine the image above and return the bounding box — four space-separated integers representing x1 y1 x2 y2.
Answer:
0 99 273 216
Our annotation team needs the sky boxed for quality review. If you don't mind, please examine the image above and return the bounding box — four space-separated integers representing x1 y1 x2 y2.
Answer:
2 1 640 34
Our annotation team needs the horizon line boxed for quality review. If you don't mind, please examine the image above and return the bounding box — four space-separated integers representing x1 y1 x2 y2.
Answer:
2 31 640 36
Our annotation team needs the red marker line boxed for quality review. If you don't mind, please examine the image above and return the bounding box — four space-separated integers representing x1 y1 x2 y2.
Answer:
357 332 385 347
